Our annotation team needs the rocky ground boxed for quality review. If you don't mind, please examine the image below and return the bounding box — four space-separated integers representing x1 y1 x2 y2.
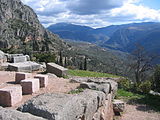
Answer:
119 104 160 120
0 71 79 109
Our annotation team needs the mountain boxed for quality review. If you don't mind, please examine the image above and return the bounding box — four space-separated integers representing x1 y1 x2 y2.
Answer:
0 0 129 76
47 22 160 56
48 23 109 44
102 22 160 53
0 0 68 53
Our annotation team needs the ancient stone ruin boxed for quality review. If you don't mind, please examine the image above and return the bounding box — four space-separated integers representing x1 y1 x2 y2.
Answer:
0 72 49 107
47 63 68 77
0 50 41 72
0 50 123 120
0 69 121 120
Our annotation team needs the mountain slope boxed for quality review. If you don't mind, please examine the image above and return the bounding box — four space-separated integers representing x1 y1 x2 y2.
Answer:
0 0 67 53
47 22 160 56
48 23 109 43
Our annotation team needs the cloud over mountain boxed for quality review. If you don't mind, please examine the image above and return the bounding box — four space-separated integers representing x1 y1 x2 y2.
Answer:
21 0 160 28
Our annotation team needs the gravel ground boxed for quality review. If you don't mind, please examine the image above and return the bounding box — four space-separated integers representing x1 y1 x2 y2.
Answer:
120 104 160 120
0 71 79 109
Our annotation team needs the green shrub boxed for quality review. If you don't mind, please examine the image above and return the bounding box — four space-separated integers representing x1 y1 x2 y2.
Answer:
33 52 55 63
153 65 160 92
118 78 132 90
136 81 152 94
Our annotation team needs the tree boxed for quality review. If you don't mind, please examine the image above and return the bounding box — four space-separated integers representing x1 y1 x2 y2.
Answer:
59 50 63 66
64 57 67 67
129 44 155 83
84 56 87 71
153 65 160 92
79 62 83 70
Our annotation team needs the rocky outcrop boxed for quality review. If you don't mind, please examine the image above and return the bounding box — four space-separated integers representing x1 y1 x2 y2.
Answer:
0 0 68 53
18 89 114 120
0 106 45 120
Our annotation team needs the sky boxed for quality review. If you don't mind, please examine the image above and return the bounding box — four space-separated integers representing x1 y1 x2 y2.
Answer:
21 0 160 28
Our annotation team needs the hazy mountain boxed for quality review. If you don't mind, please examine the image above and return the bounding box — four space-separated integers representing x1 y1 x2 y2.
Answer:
48 23 109 44
48 22 160 56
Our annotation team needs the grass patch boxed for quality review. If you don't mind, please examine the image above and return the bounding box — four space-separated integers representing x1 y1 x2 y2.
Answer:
68 69 119 78
116 89 160 112
116 89 144 101
68 88 84 94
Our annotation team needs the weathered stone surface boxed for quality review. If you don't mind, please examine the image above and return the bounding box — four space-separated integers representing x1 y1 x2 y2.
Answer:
113 99 125 113
18 89 106 120
0 106 45 120
80 82 110 97
21 79 40 94
12 56 27 63
34 74 48 88
0 86 22 107
0 50 7 64
47 63 68 77
93 94 114 120
25 55 30 61
15 72 32 83
8 61 41 72
71 77 118 98
6 54 24 63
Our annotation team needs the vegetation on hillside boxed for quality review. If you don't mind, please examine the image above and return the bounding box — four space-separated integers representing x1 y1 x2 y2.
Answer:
68 69 119 78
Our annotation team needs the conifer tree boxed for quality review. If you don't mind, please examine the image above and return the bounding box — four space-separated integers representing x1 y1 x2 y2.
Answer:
59 50 63 66
84 56 87 70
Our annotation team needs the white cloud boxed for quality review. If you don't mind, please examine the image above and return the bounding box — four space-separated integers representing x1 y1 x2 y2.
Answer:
21 0 160 28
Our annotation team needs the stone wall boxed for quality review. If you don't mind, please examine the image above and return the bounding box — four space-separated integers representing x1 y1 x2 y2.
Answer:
18 78 117 120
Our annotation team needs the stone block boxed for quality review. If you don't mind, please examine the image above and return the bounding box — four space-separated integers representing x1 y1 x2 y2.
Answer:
15 72 32 84
8 61 41 72
113 99 126 113
34 74 48 88
0 86 22 107
12 56 27 63
21 79 40 94
18 89 106 120
46 63 68 77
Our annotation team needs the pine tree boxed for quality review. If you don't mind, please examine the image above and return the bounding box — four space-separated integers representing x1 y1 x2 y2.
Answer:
79 62 83 70
84 56 87 70
64 57 67 67
59 50 63 66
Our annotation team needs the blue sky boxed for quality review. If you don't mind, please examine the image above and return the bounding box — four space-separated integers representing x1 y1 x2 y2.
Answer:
21 0 160 28
140 0 160 10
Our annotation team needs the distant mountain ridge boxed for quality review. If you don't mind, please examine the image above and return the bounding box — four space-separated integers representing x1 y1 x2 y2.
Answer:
47 22 160 55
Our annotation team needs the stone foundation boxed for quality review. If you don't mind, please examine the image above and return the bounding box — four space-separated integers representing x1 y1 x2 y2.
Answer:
0 86 22 107
21 79 40 94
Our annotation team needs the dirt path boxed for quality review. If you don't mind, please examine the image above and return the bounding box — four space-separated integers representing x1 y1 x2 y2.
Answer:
120 104 160 120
